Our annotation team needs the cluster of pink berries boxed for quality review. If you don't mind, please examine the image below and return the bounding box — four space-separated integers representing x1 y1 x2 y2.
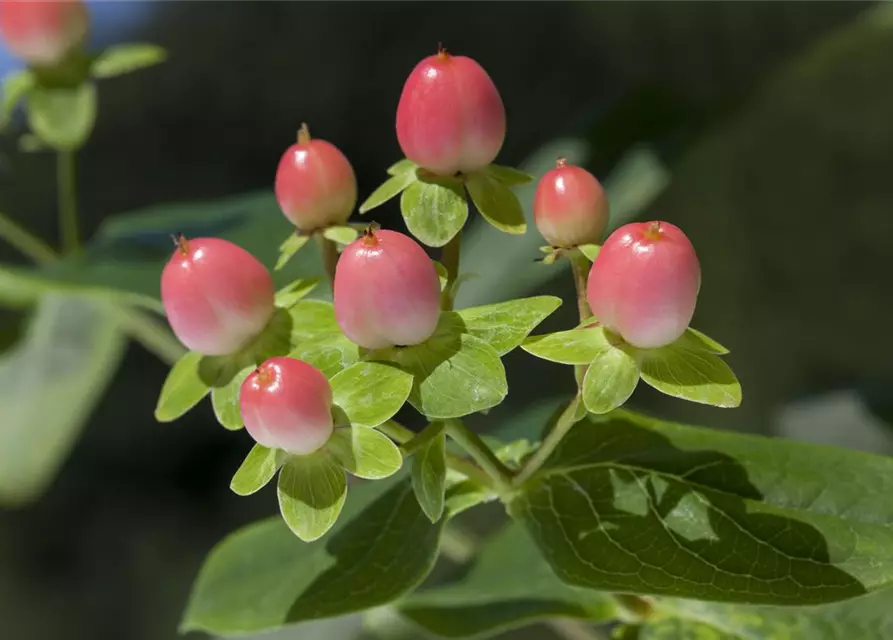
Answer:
160 47 701 457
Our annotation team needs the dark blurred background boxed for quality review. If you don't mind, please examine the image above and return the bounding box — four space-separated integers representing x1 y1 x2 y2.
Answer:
2 2 893 639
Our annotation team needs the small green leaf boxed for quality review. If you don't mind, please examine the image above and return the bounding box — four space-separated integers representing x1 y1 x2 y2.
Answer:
155 350 210 422
578 244 601 261
411 430 447 523
327 426 403 480
274 277 320 309
210 366 253 430
387 158 418 176
457 295 562 356
522 325 614 364
638 344 741 408
275 233 310 271
676 327 730 355
444 479 495 518
91 43 167 78
1 69 35 127
25 82 97 150
287 300 360 377
322 225 358 245
382 314 507 419
433 260 449 292
400 523 617 638
486 163 536 187
400 177 468 247
582 345 639 414
465 170 527 235
360 169 419 214
277 454 347 542
181 476 444 635
330 362 413 428
230 444 281 496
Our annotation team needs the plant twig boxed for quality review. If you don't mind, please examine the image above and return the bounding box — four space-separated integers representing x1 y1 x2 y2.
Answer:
444 419 514 492
569 250 592 387
0 211 57 264
440 230 462 310
513 395 581 487
316 235 339 287
57 150 79 253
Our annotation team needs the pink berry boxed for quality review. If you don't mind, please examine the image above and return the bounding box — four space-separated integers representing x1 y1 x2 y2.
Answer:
334 229 440 349
274 123 357 231
396 46 505 176
587 221 701 349
0 0 87 66
533 158 609 247
161 236 275 356
240 357 334 455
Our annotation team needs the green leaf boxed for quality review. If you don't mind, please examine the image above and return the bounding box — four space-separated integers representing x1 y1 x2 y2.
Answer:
287 300 359 377
275 233 310 271
411 430 447 523
231 444 281 496
400 523 617 638
330 361 413 428
433 260 449 291
90 43 167 78
381 314 507 419
465 170 527 235
638 344 741 408
154 350 210 422
676 327 730 355
360 169 419 214
322 225 358 245
457 295 562 356
326 426 403 480
509 409 893 605
25 82 97 150
578 243 601 261
582 345 640 414
277 454 347 542
522 325 614 364
274 277 320 309
387 158 418 176
181 476 444 635
0 295 125 506
400 177 468 247
210 365 253 430
486 163 535 187
1 69 34 127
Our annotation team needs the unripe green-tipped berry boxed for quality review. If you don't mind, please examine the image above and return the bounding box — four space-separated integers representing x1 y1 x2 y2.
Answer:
396 46 505 176
534 158 609 247
334 229 441 349
587 221 701 349
0 0 87 66
240 357 334 455
161 236 275 356
275 123 357 231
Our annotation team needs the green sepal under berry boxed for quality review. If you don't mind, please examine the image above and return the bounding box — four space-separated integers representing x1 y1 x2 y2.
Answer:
277 452 347 542
326 426 403 480
329 361 413 429
230 444 282 496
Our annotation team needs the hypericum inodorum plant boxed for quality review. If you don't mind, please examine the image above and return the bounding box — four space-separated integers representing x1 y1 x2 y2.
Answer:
333 228 441 349
533 157 609 248
160 235 275 356
0 0 87 66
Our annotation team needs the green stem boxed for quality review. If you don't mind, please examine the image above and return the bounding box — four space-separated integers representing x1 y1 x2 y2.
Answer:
401 421 445 456
316 235 339 288
569 250 592 387
0 211 57 264
444 419 513 492
513 395 581 487
57 150 79 254
440 230 462 310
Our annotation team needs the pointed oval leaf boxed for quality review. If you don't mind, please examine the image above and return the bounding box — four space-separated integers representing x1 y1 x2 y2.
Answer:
433 260 449 291
155 350 210 422
231 444 281 496
400 178 468 247
210 365 253 430
578 243 601 261
26 82 97 150
321 225 358 245
181 476 444 635
457 295 562 356
275 233 310 271
287 300 360 377
360 169 419 214
522 326 613 365
675 327 730 355
465 171 527 235
639 345 741 408
387 158 418 176
486 163 536 187
277 454 347 542
274 277 320 309
330 362 413 428
91 43 167 78
327 426 403 480
582 346 639 414
411 430 447 523
509 409 893 605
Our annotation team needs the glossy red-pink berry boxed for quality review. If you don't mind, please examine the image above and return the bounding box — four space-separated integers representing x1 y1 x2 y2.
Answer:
274 123 357 231
161 236 275 356
396 46 505 176
0 0 87 66
587 221 701 349
334 229 441 349
240 357 334 455
534 158 609 247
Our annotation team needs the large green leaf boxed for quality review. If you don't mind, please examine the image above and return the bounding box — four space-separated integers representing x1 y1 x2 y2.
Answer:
0 295 126 505
400 523 617 638
329 361 413 428
400 177 468 247
181 476 444 635
508 409 893 605
465 170 527 235
456 296 562 356
277 454 348 542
